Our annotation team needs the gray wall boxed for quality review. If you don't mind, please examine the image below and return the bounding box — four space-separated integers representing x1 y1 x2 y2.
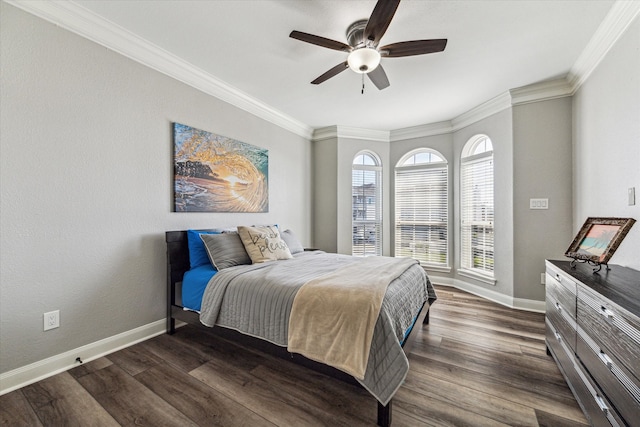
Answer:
0 3 312 374
513 98 573 301
573 16 640 270
312 137 339 252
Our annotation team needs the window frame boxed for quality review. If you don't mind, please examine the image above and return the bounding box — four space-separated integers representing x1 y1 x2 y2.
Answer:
459 135 495 284
394 148 450 270
352 151 382 257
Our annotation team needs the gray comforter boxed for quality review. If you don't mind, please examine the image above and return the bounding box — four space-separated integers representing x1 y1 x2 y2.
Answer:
199 251 436 405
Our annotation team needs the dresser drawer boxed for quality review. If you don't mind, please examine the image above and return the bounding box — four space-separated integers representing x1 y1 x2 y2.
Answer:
546 264 577 320
577 331 640 424
547 291 577 352
574 356 626 427
578 286 640 382
546 320 621 427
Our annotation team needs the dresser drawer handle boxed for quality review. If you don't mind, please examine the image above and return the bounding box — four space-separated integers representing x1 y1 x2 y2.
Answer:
555 331 562 341
595 395 609 415
600 306 614 320
556 302 562 312
598 350 613 369
555 274 561 282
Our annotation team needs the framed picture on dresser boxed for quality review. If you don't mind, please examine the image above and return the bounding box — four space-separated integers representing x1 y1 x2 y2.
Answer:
565 217 635 268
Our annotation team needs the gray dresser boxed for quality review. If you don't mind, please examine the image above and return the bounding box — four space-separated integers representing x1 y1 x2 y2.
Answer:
545 260 640 427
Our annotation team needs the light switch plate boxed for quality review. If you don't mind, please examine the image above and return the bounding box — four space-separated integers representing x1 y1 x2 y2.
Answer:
629 187 636 206
530 198 549 209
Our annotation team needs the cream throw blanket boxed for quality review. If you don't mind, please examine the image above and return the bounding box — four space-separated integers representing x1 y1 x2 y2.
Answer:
287 256 417 380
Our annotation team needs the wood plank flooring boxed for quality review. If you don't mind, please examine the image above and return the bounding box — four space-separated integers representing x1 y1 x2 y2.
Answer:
1 285 589 426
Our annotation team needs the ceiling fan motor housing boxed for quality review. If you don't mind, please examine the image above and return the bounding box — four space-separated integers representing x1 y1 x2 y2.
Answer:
346 20 369 48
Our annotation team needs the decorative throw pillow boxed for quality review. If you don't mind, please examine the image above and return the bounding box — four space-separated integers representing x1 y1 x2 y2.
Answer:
187 229 220 268
237 225 293 263
200 232 251 270
281 229 304 254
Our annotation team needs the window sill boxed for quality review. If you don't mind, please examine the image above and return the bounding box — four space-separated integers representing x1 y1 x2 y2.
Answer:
421 264 451 273
457 269 496 285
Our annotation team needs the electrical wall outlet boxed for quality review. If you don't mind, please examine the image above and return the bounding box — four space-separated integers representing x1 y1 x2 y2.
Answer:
44 310 59 331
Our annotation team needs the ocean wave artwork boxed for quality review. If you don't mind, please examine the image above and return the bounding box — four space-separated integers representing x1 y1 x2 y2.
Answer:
576 224 620 261
173 123 268 212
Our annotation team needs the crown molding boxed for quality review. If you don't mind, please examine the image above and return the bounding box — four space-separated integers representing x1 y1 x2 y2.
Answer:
315 77 574 143
6 0 314 140
509 78 573 105
390 121 453 141
312 125 390 142
449 77 573 132
311 126 340 142
568 0 640 93
451 91 512 132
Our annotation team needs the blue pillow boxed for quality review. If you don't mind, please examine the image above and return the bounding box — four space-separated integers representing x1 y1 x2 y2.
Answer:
182 264 217 311
187 229 220 268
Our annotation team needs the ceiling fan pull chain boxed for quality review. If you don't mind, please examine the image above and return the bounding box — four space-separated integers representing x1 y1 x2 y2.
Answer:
361 73 365 94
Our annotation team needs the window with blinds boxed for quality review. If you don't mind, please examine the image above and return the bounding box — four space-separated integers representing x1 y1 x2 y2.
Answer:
352 152 382 256
460 135 494 277
394 149 448 267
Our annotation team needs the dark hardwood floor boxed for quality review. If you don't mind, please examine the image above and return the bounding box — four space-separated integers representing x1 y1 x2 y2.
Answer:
1 285 589 426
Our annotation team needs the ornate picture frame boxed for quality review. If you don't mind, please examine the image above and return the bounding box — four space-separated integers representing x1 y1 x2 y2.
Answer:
565 217 636 271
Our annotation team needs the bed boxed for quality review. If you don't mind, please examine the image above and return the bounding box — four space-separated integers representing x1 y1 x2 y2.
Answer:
166 227 436 426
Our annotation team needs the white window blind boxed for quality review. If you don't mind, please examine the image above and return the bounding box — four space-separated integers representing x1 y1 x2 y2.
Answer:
395 157 448 267
352 154 382 256
461 153 494 275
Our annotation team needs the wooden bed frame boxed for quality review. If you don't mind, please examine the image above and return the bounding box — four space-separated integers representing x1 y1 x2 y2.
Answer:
166 230 431 427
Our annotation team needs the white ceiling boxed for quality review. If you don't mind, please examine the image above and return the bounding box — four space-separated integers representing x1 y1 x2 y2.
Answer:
31 1 620 132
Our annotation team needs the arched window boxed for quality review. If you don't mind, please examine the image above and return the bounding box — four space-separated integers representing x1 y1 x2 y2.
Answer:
460 135 494 278
352 151 382 256
395 149 448 266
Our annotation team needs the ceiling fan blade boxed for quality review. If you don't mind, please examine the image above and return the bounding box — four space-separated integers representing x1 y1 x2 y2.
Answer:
380 39 447 57
290 30 351 52
364 0 401 46
367 65 390 90
311 62 349 85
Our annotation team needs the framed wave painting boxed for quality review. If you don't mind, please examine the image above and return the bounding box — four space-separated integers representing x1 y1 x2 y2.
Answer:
173 123 269 212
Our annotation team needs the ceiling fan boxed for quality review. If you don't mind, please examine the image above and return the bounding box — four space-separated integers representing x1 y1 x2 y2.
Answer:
289 0 447 90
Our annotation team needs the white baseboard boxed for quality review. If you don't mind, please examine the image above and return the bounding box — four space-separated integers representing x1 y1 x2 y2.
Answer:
428 274 545 313
512 296 546 313
0 281 544 396
451 279 546 313
0 319 167 396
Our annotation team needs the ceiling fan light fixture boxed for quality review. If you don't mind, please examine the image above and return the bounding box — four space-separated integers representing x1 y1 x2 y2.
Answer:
347 47 381 73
